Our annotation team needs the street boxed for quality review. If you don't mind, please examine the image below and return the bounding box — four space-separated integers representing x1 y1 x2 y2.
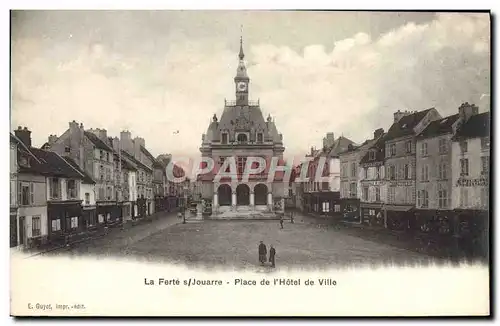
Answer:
45 211 439 269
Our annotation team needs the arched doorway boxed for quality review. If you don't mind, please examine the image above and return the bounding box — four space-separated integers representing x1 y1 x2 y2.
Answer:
218 184 232 206
254 183 268 205
236 184 250 205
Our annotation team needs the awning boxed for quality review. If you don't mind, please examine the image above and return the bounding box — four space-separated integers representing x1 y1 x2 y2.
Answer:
360 203 383 209
383 205 414 212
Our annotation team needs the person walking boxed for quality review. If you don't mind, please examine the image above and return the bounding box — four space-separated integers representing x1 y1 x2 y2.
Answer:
279 216 284 229
290 211 294 224
269 245 276 268
258 241 267 265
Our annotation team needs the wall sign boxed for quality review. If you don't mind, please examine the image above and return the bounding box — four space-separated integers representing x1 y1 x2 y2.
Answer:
456 178 489 187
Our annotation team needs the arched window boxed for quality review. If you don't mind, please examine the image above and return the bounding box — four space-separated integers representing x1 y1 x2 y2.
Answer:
237 133 248 143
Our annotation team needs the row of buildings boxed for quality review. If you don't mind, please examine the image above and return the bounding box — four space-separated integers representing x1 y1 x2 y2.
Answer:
293 102 490 235
9 122 188 249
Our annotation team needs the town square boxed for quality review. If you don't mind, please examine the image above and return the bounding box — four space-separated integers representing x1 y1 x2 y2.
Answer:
10 11 490 268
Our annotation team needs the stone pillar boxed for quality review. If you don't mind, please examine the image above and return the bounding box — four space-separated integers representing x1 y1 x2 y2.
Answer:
267 192 273 211
250 191 255 207
213 193 218 212
231 191 237 211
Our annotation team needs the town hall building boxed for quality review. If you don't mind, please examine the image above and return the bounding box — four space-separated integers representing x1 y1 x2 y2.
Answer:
198 37 287 218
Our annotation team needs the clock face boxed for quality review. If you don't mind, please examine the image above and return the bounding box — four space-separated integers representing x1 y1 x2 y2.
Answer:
237 82 247 91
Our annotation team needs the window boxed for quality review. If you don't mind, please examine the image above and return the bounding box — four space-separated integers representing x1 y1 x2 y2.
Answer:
49 178 60 199
420 142 428 156
85 193 90 205
418 190 429 208
237 157 247 175
350 162 356 177
438 138 447 154
349 182 357 197
363 167 368 179
18 182 34 206
98 214 104 224
406 187 413 204
221 133 228 144
480 188 489 208
388 165 396 180
106 152 110 162
369 151 375 160
388 187 396 203
257 133 263 143
100 150 104 160
322 202 330 213
67 179 78 199
406 141 412 153
106 213 111 221
390 144 396 156
106 186 112 200
362 187 369 201
438 190 448 208
421 165 429 181
481 156 489 175
51 218 61 232
460 188 469 207
98 188 104 201
460 140 468 153
375 187 381 202
70 216 78 229
404 164 411 179
334 205 341 212
88 211 96 227
32 216 41 237
375 166 381 179
438 161 447 180
65 146 70 153
481 137 490 150
460 159 469 176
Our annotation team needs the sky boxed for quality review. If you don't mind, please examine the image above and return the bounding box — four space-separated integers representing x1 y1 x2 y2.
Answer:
11 11 490 161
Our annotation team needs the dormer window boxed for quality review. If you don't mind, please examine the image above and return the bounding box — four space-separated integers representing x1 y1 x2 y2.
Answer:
221 133 228 144
257 133 263 143
65 146 71 153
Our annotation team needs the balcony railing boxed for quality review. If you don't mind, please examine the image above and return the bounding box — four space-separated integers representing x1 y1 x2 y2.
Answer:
224 99 260 106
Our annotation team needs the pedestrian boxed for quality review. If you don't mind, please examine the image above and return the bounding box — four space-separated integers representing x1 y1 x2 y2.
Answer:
258 241 267 265
290 211 294 224
269 245 276 268
279 216 284 229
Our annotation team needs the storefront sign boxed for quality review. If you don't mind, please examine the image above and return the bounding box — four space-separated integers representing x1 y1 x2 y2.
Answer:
456 178 488 187
388 180 414 187
362 181 384 186
361 162 383 168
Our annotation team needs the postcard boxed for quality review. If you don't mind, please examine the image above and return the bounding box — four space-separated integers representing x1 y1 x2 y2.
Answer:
9 10 490 317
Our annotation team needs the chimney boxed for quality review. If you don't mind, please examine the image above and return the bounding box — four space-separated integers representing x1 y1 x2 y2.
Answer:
48 134 58 146
393 110 406 123
374 128 384 139
322 132 335 149
15 126 32 147
458 102 479 122
120 130 133 154
112 137 120 152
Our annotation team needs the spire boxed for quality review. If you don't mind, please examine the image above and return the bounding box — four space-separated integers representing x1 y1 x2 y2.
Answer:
238 26 245 60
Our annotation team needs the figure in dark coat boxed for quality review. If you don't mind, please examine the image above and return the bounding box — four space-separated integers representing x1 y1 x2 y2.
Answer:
269 245 276 268
279 216 284 229
258 241 267 265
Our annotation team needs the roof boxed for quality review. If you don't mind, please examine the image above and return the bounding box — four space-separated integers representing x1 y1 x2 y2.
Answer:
115 152 137 171
453 112 490 139
140 145 157 163
84 131 113 152
417 114 460 139
359 133 387 164
62 156 96 184
19 147 85 179
385 108 433 141
327 136 356 157
121 150 152 172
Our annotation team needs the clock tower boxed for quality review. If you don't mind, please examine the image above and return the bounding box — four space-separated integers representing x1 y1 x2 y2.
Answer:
234 36 249 106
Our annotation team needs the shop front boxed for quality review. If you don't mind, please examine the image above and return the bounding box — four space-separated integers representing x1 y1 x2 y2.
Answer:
360 203 384 227
340 198 361 223
96 201 119 226
47 200 83 244
384 205 414 231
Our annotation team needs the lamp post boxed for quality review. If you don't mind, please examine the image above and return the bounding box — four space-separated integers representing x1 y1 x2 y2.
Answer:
183 185 188 224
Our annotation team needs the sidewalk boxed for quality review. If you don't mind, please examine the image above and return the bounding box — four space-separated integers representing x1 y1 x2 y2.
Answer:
20 210 180 258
